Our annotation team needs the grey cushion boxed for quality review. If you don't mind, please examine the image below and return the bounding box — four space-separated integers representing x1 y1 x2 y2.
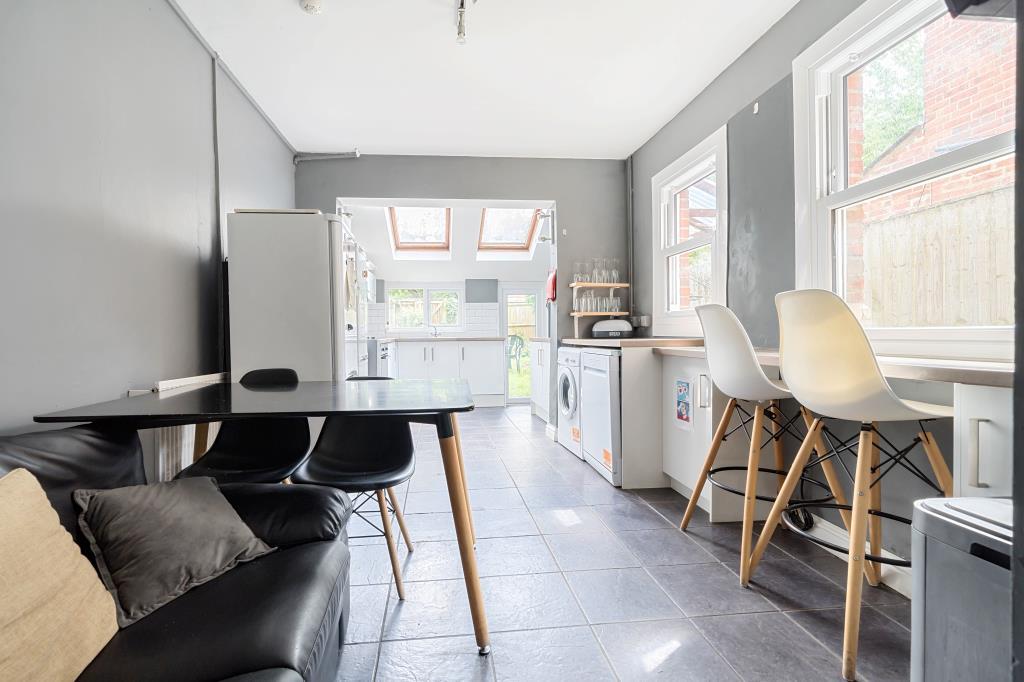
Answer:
74 477 274 627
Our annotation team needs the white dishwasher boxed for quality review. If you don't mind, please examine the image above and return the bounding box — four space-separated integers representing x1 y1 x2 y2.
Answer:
580 348 622 486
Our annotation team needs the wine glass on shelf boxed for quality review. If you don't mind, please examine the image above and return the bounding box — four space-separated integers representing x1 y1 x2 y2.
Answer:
611 258 621 284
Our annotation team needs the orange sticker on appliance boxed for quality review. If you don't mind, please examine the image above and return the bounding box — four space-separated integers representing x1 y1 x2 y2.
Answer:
602 449 613 468
571 426 580 442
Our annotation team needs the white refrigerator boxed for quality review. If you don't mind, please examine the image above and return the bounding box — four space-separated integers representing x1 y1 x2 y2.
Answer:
227 210 367 381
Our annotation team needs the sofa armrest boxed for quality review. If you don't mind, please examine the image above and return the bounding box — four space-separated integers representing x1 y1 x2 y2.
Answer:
219 483 352 548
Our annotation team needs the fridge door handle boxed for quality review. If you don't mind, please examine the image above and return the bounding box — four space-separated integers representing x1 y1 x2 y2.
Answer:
431 347 435 362
423 347 426 362
462 346 465 361
968 417 991 488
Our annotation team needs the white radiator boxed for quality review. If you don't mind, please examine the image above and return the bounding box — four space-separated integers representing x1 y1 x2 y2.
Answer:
145 373 227 481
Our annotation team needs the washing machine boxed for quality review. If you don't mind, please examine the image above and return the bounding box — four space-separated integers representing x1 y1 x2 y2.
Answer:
556 347 583 459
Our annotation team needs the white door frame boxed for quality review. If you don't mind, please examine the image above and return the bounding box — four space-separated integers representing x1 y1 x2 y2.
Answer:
499 283 545 403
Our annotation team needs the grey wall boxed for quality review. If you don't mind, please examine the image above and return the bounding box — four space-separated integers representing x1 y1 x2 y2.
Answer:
216 65 295 253
296 154 627 341
0 0 293 434
629 0 868 335
726 76 796 347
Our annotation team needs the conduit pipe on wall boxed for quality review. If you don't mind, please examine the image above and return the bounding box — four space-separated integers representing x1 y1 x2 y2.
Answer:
626 155 635 317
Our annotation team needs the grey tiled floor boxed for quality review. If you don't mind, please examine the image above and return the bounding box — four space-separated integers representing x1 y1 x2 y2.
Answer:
338 407 910 681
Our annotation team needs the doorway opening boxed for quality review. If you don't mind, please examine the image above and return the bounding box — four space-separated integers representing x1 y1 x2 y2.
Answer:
504 291 539 402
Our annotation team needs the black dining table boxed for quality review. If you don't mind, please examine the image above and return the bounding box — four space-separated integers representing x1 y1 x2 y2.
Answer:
35 377 492 654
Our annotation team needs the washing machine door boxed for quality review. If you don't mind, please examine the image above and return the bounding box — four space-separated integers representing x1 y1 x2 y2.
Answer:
558 366 578 419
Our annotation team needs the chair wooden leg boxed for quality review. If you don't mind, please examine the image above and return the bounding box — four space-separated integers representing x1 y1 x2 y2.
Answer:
452 414 476 545
376 489 405 600
920 430 954 497
739 405 764 586
866 424 882 586
842 426 875 681
770 400 785 493
387 487 414 553
749 418 822 576
681 398 737 530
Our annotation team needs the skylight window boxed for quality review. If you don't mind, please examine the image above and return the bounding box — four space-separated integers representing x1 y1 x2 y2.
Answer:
477 208 540 251
388 207 451 251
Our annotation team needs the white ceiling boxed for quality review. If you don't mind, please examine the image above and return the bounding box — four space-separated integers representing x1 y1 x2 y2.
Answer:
176 0 800 159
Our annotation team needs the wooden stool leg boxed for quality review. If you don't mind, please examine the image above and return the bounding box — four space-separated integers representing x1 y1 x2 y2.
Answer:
452 414 476 545
866 424 882 586
739 405 764 586
387 487 414 553
920 430 954 497
842 426 874 681
749 419 822 576
376 490 405 600
681 398 737 530
802 408 851 530
770 400 785 493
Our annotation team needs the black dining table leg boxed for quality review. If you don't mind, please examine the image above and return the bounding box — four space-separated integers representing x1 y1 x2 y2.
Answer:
436 412 490 654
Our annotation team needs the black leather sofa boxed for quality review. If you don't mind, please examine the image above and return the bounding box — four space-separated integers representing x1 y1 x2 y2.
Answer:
0 424 353 682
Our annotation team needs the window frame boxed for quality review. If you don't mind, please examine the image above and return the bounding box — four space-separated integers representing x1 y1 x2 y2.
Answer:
385 283 464 332
477 208 541 251
651 126 729 337
793 0 1016 360
387 206 452 252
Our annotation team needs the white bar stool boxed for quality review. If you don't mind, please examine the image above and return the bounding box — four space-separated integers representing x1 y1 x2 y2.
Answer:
680 304 847 586
750 289 953 682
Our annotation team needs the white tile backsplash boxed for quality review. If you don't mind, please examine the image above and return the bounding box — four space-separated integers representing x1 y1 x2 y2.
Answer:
366 301 500 338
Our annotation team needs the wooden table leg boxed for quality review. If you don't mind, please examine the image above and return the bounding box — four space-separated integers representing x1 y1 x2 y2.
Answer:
451 414 476 546
438 413 490 654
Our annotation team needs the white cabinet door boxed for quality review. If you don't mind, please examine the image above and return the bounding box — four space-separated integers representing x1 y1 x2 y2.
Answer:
530 343 543 405
430 342 462 380
954 384 1012 497
460 341 505 395
396 342 431 380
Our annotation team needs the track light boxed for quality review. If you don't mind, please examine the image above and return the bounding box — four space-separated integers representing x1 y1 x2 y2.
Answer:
299 0 322 15
456 0 467 45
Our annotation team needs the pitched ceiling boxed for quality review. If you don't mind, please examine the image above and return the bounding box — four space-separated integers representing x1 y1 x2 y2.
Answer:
176 0 800 159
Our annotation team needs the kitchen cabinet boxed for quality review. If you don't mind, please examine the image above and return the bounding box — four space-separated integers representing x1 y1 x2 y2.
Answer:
394 340 506 406
954 384 1012 497
461 341 505 395
530 342 551 421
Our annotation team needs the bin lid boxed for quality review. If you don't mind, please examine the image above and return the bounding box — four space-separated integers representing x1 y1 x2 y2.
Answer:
914 497 1012 547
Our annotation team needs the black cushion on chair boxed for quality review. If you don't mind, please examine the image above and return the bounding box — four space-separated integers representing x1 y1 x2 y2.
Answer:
176 368 311 485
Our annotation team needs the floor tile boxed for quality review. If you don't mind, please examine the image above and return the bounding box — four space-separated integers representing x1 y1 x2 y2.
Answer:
482 573 588 631
398 541 465 582
681 521 780 565
648 563 776 617
471 509 540 538
763 526 836 562
346 584 389 643
507 464 567 487
376 635 494 681
633 487 688 503
530 506 607 535
614 528 717 567
650 499 705 526
787 607 911 682
874 602 911 630
591 502 673 531
382 579 474 640
578 482 638 505
545 531 640 571
692 611 840 681
410 467 515 492
517 485 588 509
499 454 556 472
475 535 559 576
406 487 525 514
565 568 682 624
396 512 458 541
349 544 398 585
594 619 739 681
740 556 849 611
491 626 616 681
337 642 378 681
802 554 909 606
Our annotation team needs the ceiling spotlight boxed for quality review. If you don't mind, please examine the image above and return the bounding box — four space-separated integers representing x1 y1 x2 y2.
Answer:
456 0 467 45
300 0 322 15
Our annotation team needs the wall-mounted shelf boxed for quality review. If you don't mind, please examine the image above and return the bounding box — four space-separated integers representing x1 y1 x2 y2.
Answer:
569 282 630 289
570 311 628 337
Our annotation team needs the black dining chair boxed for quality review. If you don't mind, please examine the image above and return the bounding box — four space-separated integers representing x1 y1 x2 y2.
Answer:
175 368 312 484
290 376 415 599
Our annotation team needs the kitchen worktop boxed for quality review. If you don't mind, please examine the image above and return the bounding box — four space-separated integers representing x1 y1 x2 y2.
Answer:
653 347 1013 388
392 336 505 342
561 337 704 349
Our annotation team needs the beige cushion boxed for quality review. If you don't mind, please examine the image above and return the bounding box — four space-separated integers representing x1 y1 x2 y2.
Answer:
0 468 117 681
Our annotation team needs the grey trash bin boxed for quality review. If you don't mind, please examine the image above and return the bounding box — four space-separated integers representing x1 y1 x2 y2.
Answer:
911 497 1012 682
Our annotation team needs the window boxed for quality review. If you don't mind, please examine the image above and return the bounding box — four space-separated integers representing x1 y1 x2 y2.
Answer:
794 0 1015 359
386 286 462 330
651 126 728 336
388 207 452 251
478 208 541 251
